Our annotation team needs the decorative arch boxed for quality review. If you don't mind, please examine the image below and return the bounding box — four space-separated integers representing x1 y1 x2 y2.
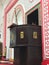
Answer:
12 4 25 24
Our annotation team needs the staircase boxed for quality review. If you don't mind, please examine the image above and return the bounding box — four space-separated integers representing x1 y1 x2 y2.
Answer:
0 56 14 65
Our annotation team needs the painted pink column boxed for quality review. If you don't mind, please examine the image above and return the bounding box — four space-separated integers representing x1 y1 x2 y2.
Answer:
41 0 49 65
3 13 7 58
3 0 18 59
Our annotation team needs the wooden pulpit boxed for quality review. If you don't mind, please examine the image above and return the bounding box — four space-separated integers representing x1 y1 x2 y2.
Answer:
9 24 42 65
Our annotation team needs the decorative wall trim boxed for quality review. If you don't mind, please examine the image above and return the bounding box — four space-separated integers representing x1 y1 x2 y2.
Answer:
3 0 18 57
25 2 40 14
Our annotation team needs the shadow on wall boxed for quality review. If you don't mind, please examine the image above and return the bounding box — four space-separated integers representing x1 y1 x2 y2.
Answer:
0 42 2 60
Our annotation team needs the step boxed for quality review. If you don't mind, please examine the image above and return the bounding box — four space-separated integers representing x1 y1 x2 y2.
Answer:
0 60 13 64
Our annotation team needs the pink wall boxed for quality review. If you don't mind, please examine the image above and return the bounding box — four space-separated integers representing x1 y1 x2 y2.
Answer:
41 0 49 65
